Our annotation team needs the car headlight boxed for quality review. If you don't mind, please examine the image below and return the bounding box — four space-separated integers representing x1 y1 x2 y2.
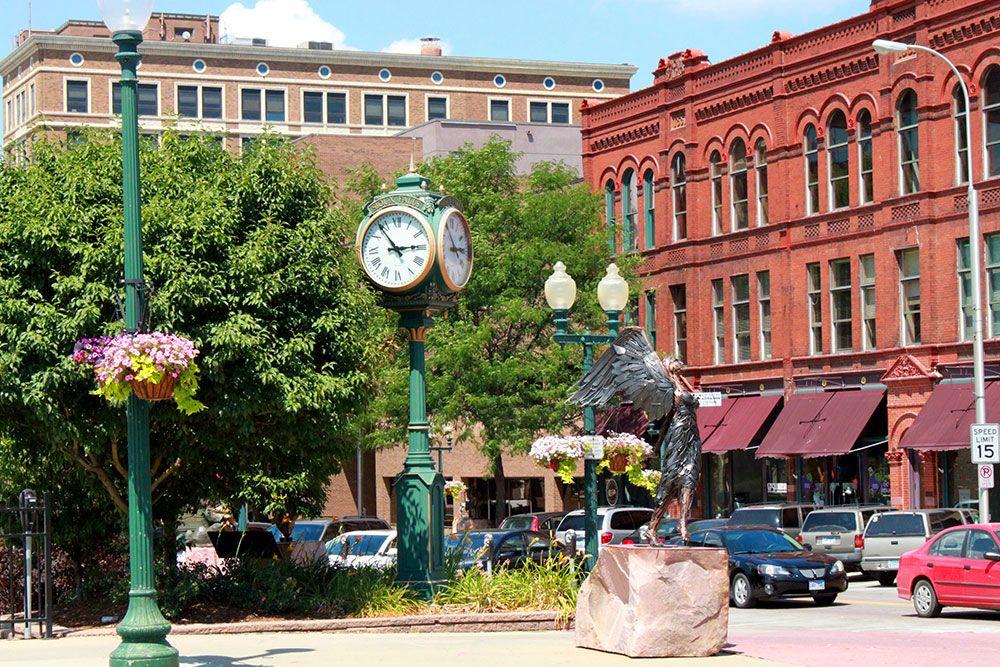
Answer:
830 560 845 574
757 563 791 577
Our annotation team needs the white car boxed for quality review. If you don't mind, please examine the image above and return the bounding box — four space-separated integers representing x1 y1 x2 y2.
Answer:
327 530 397 569
555 507 653 553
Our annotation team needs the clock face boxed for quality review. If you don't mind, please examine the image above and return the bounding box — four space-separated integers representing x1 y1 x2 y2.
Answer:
438 209 473 291
359 208 434 291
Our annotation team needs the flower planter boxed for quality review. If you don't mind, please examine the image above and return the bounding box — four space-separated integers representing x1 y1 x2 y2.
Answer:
607 453 629 474
548 461 562 472
130 375 179 402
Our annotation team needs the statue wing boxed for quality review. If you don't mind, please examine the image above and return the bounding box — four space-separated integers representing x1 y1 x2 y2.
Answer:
569 328 675 422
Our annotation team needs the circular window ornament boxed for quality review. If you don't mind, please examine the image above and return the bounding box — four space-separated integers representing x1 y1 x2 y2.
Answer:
493 74 506 88
431 71 444 85
69 52 84 67
378 68 392 82
543 76 556 90
192 59 207 73
256 62 270 76
318 65 332 79
592 79 605 92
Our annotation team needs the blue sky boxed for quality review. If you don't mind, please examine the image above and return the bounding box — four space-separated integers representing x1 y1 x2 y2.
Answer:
2 0 872 88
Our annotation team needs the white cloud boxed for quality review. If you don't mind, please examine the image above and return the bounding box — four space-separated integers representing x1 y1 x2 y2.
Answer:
219 0 351 49
382 38 453 56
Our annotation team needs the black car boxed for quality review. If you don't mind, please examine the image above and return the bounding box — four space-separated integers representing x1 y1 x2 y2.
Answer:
447 530 559 570
686 526 848 608
620 518 681 544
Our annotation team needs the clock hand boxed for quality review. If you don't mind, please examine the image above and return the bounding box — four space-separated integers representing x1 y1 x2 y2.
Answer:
379 225 403 255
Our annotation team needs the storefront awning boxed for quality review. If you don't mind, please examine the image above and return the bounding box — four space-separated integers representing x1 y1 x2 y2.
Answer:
900 381 1000 451
755 390 885 459
596 405 650 438
698 395 782 454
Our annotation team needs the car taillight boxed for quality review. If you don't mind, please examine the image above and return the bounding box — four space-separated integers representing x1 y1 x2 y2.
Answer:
600 531 613 545
622 538 634 545
796 535 803 543
855 535 864 549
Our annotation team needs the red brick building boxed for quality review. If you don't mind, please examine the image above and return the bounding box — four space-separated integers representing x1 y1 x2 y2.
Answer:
581 0 1000 518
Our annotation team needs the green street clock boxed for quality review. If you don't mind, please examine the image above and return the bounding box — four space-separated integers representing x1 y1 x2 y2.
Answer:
356 169 472 595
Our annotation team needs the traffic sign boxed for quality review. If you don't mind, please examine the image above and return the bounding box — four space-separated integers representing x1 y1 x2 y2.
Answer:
979 464 994 490
695 392 723 408
970 423 1000 464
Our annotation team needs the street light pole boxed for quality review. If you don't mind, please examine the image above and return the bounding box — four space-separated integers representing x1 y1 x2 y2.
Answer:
873 40 989 522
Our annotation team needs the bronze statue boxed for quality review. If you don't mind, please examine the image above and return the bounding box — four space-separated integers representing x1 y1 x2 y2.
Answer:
570 328 702 541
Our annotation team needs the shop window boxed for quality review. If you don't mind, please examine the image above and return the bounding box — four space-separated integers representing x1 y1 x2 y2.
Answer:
897 90 920 194
671 153 687 241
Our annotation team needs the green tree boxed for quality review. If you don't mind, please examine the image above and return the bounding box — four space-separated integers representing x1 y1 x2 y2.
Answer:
0 131 387 545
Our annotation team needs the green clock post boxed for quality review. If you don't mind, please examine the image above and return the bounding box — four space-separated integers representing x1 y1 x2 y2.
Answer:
356 170 473 593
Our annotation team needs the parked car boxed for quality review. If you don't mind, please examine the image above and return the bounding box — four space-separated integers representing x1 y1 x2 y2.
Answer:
620 518 681 545
861 509 970 586
727 503 816 538
327 530 396 569
688 518 729 532
684 526 847 608
498 512 566 534
897 523 1000 617
555 507 654 553
799 506 890 571
331 516 391 534
269 518 337 544
447 530 559 570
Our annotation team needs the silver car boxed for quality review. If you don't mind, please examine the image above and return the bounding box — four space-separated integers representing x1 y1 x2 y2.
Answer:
799 506 890 571
555 507 653 553
860 508 971 586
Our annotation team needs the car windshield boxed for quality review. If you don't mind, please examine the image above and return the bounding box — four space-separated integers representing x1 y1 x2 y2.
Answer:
558 513 605 533
865 513 924 537
802 512 856 532
447 533 495 559
327 534 386 557
728 509 780 528
721 529 803 555
501 516 534 531
656 519 680 536
269 523 326 542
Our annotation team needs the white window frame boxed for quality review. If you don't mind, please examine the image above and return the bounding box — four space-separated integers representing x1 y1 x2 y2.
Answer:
712 279 725 364
300 88 350 126
425 93 449 122
526 98 572 124
827 113 850 211
982 67 1000 179
859 254 876 351
174 82 226 121
671 284 686 362
757 271 771 360
807 263 822 355
238 85 288 124
755 140 768 226
729 140 749 231
857 111 874 205
829 258 852 353
109 79 161 117
954 86 970 185
487 96 512 122
804 125 819 215
362 91 409 128
896 92 920 196
710 152 723 236
671 153 686 242
731 274 751 363
63 76 91 114
897 247 921 346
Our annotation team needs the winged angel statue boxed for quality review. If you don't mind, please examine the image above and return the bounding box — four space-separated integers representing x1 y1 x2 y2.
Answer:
570 328 702 541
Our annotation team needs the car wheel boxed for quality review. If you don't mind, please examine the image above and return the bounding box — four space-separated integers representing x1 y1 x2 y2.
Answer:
812 594 837 606
730 573 756 609
876 572 896 587
912 580 942 618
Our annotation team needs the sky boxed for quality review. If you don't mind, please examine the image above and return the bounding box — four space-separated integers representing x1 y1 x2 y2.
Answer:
1 0 873 89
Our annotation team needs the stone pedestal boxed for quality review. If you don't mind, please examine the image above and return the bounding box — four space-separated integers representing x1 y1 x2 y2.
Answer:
575 545 728 658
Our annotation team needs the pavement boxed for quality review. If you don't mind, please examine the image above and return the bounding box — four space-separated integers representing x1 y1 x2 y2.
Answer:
2 576 998 666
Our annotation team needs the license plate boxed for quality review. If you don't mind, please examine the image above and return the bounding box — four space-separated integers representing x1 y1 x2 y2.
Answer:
809 579 825 591
888 559 899 569
819 537 838 546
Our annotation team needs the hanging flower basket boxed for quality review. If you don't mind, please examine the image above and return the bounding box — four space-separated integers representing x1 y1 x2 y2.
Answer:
530 435 584 484
599 432 653 482
607 452 629 474
73 332 205 415
444 480 467 499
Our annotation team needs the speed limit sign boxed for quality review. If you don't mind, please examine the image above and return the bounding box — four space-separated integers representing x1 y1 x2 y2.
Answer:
971 423 1000 464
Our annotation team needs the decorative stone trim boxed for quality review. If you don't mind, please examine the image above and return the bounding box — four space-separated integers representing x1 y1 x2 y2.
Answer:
785 56 879 94
589 121 660 151
930 14 1000 50
694 86 773 122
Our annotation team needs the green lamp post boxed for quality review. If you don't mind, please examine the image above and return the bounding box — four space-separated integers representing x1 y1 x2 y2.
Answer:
356 170 473 594
99 2 179 666
545 262 629 571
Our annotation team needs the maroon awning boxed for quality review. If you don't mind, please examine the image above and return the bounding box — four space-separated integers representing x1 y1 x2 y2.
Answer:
900 381 1000 451
596 405 650 438
756 390 885 459
698 395 782 454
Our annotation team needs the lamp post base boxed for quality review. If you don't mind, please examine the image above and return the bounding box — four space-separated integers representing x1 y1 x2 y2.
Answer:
109 590 177 667
109 643 179 667
394 468 447 599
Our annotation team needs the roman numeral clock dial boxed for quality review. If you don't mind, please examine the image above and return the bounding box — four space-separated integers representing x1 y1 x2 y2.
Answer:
438 208 473 292
360 208 434 292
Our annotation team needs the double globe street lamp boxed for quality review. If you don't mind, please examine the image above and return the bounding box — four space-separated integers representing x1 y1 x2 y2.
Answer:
545 262 629 570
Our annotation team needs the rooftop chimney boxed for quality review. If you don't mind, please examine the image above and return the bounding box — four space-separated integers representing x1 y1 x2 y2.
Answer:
420 37 442 56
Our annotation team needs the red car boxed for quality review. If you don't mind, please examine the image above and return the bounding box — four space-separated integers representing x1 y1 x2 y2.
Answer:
897 522 1000 617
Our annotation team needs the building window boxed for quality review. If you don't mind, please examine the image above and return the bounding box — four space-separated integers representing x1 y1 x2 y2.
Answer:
712 279 725 364
858 110 874 204
70 52 84 66
897 90 920 194
241 88 261 121
427 96 448 120
192 59 207 73
755 139 768 225
178 85 199 118
710 151 723 235
828 111 849 210
240 135 256 153
529 101 570 124
860 254 876 350
804 123 819 215
757 271 771 360
489 99 510 122
605 179 616 254
898 248 920 346
958 238 973 341
256 62 269 76
378 68 392 82
364 94 406 127
303 91 323 123
984 67 1000 178
29 83 34 116
202 87 222 119
240 88 284 122
808 263 822 355
730 138 748 230
954 85 970 185
303 91 346 124
493 74 506 88
644 291 657 349
671 284 686 362
431 71 444 85
543 76 556 90
830 258 852 352
671 154 686 241
112 82 158 116
621 169 637 252
988 234 1000 338
318 65 332 79
592 79 605 92
265 90 285 122
643 169 655 249
732 274 751 362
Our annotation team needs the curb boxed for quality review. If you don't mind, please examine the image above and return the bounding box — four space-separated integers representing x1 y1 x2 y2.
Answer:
66 611 571 637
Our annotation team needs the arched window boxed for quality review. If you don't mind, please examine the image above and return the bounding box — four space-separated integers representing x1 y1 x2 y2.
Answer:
605 179 615 253
730 138 748 230
710 151 723 235
857 110 874 204
755 139 769 224
827 111 849 209
643 169 655 249
621 169 637 251
985 67 1000 178
897 90 920 194
954 85 970 184
804 124 819 214
671 154 687 241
